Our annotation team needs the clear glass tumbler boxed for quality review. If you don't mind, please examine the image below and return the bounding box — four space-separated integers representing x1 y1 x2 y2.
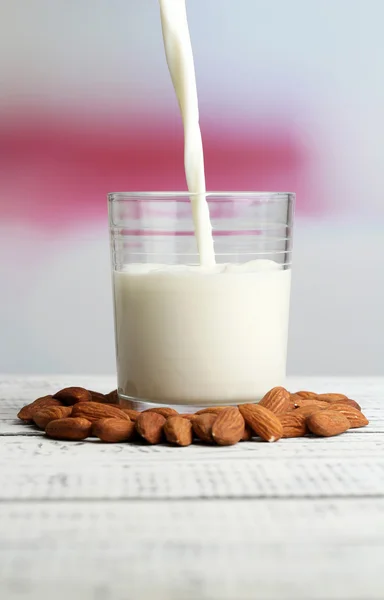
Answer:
108 192 294 410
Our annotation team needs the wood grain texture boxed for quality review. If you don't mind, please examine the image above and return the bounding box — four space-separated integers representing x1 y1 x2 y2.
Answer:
0 376 384 600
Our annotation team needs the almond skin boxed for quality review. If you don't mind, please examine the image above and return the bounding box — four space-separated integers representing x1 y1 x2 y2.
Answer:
317 393 348 402
238 404 283 442
241 424 253 441
33 406 73 429
294 398 330 410
135 412 166 444
259 386 290 415
17 396 63 423
88 390 107 403
211 407 245 446
280 413 307 438
72 402 130 423
53 387 92 406
45 417 92 440
294 404 326 419
333 399 362 411
328 405 369 428
307 410 350 437
164 416 193 446
92 418 136 442
192 413 216 443
180 413 195 420
120 408 140 421
105 389 119 404
295 391 318 399
144 407 179 418
195 406 228 416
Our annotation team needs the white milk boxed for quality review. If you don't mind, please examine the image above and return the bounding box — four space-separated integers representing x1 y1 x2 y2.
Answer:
159 0 215 266
114 261 291 404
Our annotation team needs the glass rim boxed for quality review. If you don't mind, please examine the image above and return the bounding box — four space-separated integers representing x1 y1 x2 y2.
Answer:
108 191 295 201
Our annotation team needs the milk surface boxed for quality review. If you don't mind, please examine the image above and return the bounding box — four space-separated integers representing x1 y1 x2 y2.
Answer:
159 0 215 266
114 261 291 404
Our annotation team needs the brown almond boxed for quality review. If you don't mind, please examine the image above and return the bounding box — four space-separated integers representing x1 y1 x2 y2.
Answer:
135 412 166 444
92 418 136 442
317 393 348 402
120 408 140 421
328 404 369 428
238 404 283 442
105 389 119 404
143 407 179 418
192 413 216 443
294 404 326 418
307 410 350 437
211 407 245 446
53 387 91 406
195 406 228 416
333 398 362 411
17 396 63 423
294 398 330 410
295 390 318 399
241 424 253 441
286 394 300 411
259 386 290 415
280 413 307 438
180 413 195 420
164 416 193 446
88 390 107 403
45 417 92 440
33 406 73 429
72 402 130 423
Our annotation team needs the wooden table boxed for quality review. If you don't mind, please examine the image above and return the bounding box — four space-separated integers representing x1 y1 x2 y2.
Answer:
1 375 383 600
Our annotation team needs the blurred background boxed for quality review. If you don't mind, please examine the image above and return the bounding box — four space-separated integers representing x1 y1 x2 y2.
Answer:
0 0 383 375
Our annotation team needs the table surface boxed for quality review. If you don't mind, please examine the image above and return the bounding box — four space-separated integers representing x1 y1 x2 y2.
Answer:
0 375 383 600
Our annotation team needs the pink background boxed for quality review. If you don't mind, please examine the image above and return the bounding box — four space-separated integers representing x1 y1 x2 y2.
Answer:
1 0 383 374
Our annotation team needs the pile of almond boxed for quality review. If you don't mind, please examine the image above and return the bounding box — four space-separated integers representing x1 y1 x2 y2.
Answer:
16 386 369 446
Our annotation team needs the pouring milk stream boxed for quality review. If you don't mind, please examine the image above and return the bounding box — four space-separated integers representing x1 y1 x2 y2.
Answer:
159 0 215 266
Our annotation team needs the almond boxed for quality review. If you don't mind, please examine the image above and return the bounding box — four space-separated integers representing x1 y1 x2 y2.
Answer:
328 404 369 428
72 402 130 423
317 393 348 402
192 413 216 443
211 407 245 446
120 408 140 421
195 406 228 416
53 387 92 405
88 390 107 403
259 386 290 415
307 410 350 437
45 417 92 440
33 406 73 429
241 424 253 441
105 389 119 404
17 396 63 423
333 399 362 411
280 413 307 438
144 407 179 418
92 418 136 442
180 413 195 420
286 394 300 411
164 416 193 446
294 404 326 418
295 390 318 399
294 398 330 410
135 412 166 444
238 404 283 442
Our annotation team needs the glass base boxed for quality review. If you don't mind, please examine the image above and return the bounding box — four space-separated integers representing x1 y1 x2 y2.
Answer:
118 393 238 413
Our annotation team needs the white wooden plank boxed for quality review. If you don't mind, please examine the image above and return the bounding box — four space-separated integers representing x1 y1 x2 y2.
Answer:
1 499 384 600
